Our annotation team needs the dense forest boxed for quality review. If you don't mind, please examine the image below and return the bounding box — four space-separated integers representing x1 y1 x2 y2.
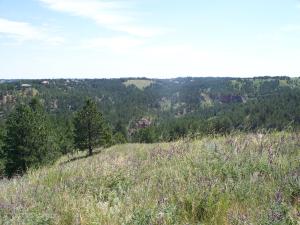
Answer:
1 77 300 137
0 76 300 177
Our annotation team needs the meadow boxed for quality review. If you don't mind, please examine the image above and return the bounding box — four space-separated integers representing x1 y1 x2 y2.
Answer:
0 132 299 224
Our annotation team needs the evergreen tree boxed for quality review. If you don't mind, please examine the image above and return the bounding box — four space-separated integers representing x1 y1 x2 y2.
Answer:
113 132 127 144
134 127 157 143
74 99 110 156
114 120 127 139
57 118 75 156
4 98 59 177
0 124 5 177
113 120 127 144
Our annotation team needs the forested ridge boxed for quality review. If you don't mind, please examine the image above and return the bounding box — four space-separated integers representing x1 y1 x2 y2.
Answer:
1 77 300 140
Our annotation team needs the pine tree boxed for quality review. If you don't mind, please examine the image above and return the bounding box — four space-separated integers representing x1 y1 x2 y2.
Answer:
113 120 127 144
4 98 59 177
57 118 75 156
114 120 127 139
0 124 5 177
74 99 110 156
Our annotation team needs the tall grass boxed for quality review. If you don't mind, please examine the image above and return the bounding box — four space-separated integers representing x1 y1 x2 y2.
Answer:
0 132 299 224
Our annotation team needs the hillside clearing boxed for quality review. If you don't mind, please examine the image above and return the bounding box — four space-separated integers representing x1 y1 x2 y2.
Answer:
0 133 299 224
123 79 154 90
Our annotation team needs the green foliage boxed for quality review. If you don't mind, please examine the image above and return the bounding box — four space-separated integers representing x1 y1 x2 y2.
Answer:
1 77 300 143
113 132 127 144
74 99 111 155
56 118 75 155
0 124 5 177
208 116 233 134
133 127 157 143
113 120 128 141
3 98 59 177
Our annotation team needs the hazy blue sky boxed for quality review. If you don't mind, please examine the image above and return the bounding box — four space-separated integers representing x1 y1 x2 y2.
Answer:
0 0 300 78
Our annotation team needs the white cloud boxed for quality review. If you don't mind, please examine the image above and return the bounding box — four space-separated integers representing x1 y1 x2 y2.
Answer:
0 18 42 41
82 36 144 52
116 25 164 38
39 0 163 37
0 18 64 44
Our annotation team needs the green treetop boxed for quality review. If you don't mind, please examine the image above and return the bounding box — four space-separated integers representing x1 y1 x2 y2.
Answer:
74 99 110 156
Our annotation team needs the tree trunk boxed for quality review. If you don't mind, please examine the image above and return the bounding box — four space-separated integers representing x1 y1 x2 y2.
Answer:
88 119 92 156
88 145 93 156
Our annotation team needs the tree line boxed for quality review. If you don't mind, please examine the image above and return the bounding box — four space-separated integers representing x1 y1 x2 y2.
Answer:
0 98 116 178
1 87 300 177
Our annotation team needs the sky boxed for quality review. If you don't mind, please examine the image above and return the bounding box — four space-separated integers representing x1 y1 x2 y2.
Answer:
0 0 300 79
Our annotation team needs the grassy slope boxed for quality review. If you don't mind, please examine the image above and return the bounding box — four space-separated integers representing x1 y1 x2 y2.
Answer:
123 79 154 90
0 133 299 225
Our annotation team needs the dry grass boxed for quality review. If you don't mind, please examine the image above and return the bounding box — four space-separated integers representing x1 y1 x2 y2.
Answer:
123 80 154 90
0 133 299 224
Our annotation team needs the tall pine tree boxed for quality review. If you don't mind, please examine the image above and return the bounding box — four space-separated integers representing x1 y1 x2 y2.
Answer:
0 123 5 177
74 99 110 156
56 118 75 156
4 98 58 177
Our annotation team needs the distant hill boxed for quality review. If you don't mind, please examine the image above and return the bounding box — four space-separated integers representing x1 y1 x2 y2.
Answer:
1 77 300 140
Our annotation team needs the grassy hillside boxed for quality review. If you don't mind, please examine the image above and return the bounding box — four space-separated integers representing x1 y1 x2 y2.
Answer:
0 132 299 224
